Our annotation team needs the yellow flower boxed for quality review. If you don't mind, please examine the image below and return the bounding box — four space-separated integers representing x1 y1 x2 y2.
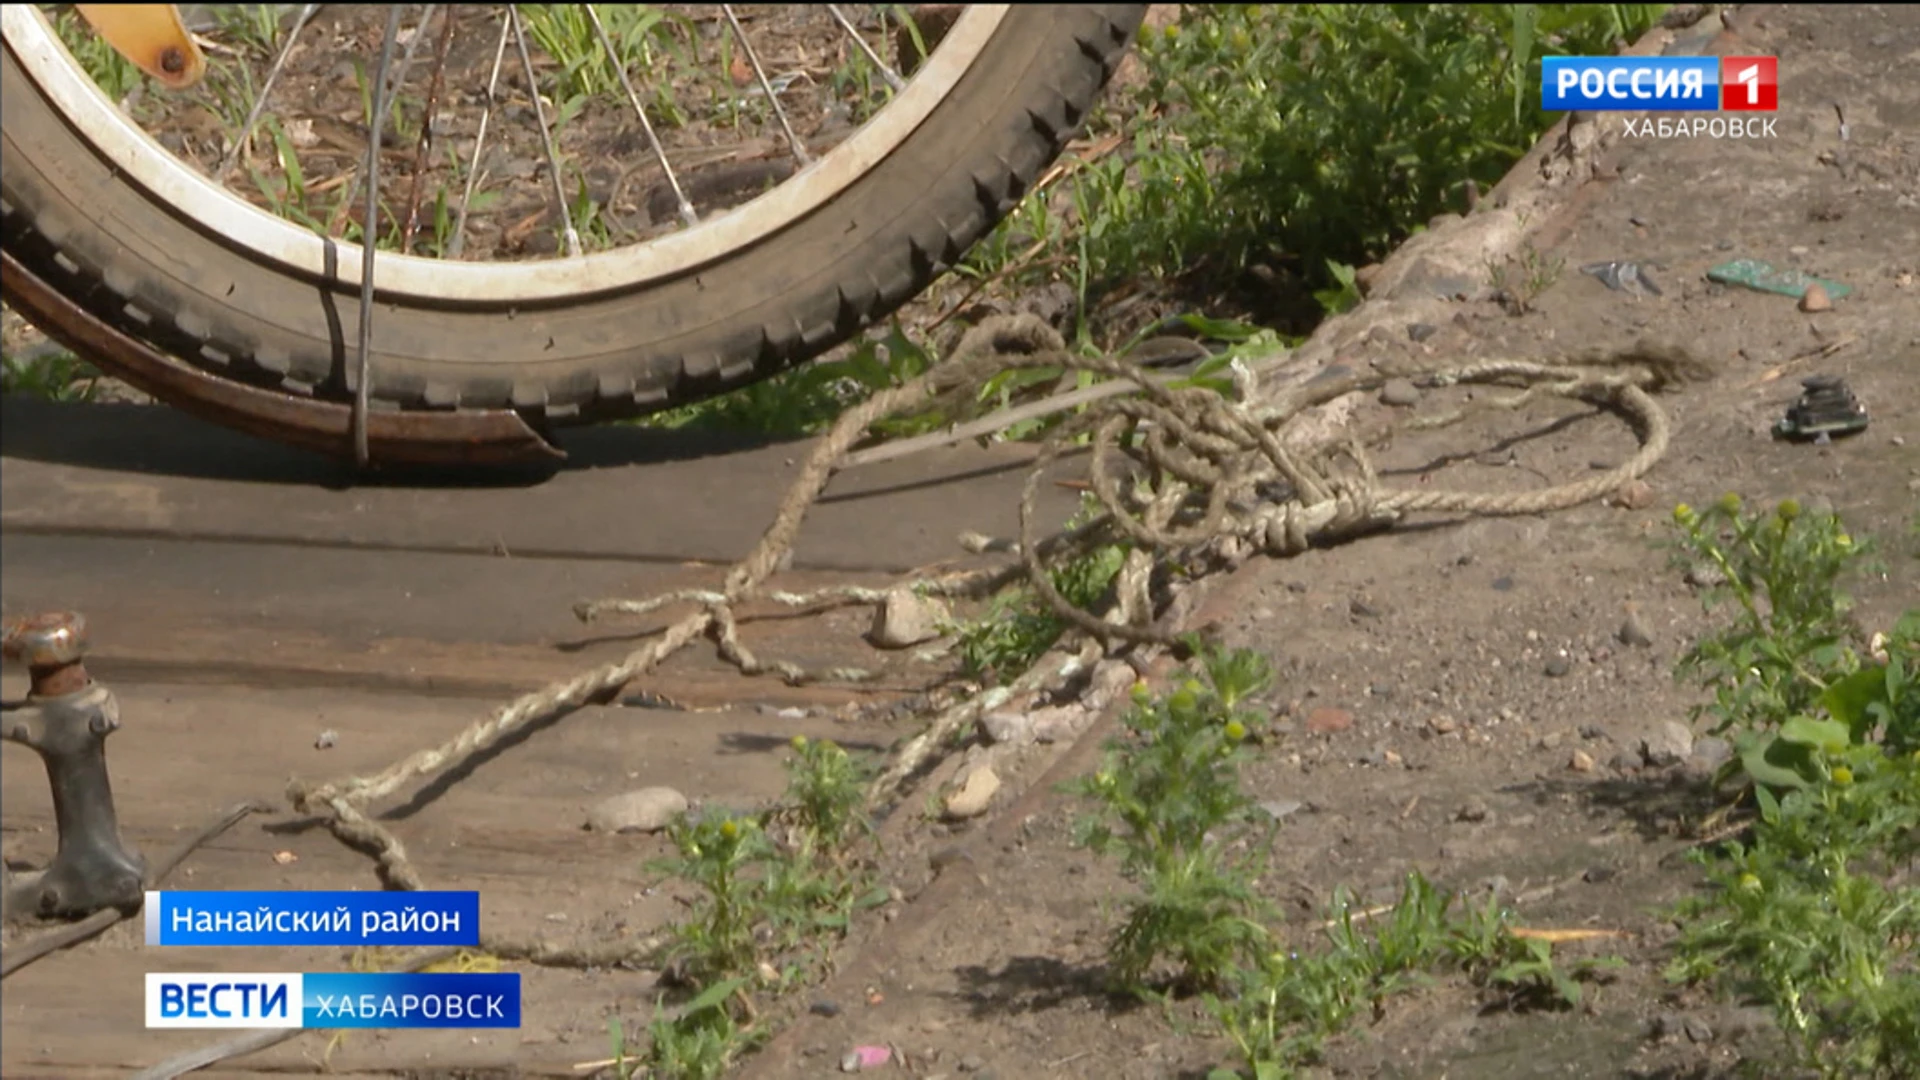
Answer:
1776 498 1800 521
1738 873 1762 893
791 735 809 750
720 819 739 839
1672 503 1696 526
1225 720 1248 742
1831 766 1853 786
1130 680 1152 705
1836 533 1853 550
1717 492 1742 514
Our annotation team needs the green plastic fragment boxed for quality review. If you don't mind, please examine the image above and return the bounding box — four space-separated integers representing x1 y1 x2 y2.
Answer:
1707 259 1852 300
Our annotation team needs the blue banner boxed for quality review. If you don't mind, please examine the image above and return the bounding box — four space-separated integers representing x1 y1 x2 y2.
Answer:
1542 56 1720 112
146 973 521 1029
144 890 481 947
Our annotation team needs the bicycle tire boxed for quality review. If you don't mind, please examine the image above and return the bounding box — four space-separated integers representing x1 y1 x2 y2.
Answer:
1 5 1145 425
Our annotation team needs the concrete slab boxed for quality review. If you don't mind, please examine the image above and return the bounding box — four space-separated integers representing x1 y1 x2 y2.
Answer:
0 532 945 703
1 398 1084 572
1 681 898 1077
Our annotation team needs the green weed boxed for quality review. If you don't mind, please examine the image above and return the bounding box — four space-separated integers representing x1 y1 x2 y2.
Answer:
1074 643 1279 993
1205 872 1616 1079
2 348 102 403
638 321 934 438
964 5 1668 325
629 735 883 1077
954 517 1127 684
609 975 763 1080
1668 495 1880 789
1074 646 1622 1077
520 4 691 118
1666 496 1920 1078
52 8 144 103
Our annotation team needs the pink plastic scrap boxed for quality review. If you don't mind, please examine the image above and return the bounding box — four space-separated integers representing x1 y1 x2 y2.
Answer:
840 1044 892 1071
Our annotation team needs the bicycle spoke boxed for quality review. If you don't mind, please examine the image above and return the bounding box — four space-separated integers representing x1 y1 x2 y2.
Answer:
354 3 407 468
28 2 998 273
448 8 515 259
721 5 810 166
399 7 458 252
212 2 320 182
331 4 439 244
826 4 904 94
584 3 696 226
506 3 581 258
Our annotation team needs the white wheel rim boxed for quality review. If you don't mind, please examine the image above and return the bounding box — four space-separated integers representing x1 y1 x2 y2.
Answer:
1 4 1008 304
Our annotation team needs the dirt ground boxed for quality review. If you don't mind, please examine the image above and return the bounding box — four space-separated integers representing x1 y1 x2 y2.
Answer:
3 3 1917 1079
728 6 1920 1079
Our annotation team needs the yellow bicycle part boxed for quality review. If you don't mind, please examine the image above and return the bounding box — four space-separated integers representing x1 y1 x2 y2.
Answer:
73 4 204 90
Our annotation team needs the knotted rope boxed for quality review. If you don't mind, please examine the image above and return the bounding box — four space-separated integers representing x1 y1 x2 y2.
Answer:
289 316 1706 889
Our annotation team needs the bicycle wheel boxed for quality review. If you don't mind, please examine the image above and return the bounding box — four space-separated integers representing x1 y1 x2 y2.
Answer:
1 5 1144 447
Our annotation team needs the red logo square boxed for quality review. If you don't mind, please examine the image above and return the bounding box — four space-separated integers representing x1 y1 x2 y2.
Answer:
1721 56 1778 111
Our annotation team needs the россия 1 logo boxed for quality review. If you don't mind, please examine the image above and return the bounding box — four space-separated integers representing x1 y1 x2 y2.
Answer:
1542 56 1778 138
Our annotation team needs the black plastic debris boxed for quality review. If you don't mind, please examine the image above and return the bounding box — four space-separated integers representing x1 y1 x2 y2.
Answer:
1580 260 1663 297
1774 375 1869 442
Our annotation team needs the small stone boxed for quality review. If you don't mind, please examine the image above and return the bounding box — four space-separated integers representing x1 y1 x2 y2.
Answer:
314 729 338 750
1641 720 1694 767
1617 610 1654 648
1259 799 1304 821
1030 704 1095 744
1305 707 1353 734
869 587 950 649
1569 749 1596 772
1456 797 1490 823
809 1000 842 1017
1383 749 1403 767
1690 735 1733 771
1544 653 1572 678
1683 1016 1715 1044
1685 564 1727 589
978 709 1034 746
1379 378 1421 407
1798 284 1831 312
1492 575 1515 592
1427 714 1459 735
586 787 688 834
1583 866 1617 884
1611 750 1644 773
1650 1012 1686 1041
943 765 1001 820
1609 479 1656 509
959 1053 987 1073
1579 724 1608 741
1407 322 1439 342
1079 659 1137 713
1349 596 1382 618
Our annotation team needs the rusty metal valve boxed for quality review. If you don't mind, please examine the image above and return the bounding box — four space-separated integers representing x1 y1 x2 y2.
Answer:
3 612 147 920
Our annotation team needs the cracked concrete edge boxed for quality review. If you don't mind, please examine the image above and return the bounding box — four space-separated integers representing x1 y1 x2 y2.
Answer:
1260 4 1742 408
